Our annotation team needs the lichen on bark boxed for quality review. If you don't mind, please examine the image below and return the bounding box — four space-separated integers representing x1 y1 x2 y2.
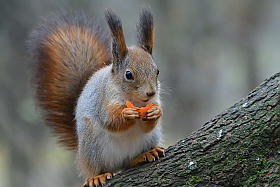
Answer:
107 72 280 187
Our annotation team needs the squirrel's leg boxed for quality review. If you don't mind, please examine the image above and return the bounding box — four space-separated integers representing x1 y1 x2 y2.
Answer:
130 146 165 167
82 107 140 187
130 105 164 167
83 173 112 187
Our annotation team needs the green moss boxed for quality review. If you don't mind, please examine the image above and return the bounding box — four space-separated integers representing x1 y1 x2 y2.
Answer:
185 176 204 186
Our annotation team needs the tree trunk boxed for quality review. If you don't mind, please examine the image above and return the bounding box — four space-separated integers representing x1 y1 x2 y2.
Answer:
107 72 280 187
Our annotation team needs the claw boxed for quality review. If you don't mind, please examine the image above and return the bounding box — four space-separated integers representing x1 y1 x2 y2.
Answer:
130 108 140 111
123 107 141 120
144 156 147 162
84 173 113 187
141 105 162 121
162 150 165 157
130 146 165 167
106 174 112 180
155 153 159 159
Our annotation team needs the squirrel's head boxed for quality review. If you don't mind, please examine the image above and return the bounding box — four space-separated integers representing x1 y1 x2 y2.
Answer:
105 7 159 106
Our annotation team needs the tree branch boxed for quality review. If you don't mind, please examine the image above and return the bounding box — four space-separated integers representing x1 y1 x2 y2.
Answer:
107 72 280 186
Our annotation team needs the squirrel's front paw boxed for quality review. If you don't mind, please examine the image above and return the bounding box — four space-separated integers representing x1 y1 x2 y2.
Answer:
122 108 140 120
83 173 112 187
142 106 162 121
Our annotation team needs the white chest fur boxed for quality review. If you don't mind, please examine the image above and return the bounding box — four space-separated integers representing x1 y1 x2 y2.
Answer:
100 120 160 172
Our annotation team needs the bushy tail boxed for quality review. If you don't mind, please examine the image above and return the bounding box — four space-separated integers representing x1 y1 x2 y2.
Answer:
28 11 112 150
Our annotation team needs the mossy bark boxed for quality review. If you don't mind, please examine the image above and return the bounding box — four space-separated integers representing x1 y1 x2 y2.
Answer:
107 72 280 187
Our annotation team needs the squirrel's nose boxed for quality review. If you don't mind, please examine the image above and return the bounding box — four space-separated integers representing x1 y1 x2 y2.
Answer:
146 91 155 97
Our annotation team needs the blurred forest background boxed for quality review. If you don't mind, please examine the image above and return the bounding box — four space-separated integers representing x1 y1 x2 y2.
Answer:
1 0 280 186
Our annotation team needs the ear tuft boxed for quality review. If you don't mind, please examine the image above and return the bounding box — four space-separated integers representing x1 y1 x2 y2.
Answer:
136 7 154 54
105 9 128 62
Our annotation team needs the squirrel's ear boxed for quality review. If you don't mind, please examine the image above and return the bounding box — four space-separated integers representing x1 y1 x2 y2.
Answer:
105 9 128 67
136 7 154 55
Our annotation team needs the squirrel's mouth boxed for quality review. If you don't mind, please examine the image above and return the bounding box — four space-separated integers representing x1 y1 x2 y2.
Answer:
141 99 150 103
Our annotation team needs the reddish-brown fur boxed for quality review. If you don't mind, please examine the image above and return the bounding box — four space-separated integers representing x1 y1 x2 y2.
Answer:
105 10 128 60
29 13 112 150
137 7 154 54
105 103 136 132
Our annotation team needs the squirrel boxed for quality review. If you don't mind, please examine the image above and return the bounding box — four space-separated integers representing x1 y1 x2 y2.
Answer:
28 7 164 187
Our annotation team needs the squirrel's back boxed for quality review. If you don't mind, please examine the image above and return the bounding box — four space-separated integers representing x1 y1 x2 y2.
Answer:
28 11 112 150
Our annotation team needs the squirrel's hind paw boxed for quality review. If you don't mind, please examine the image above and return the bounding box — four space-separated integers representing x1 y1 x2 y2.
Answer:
130 146 165 167
83 173 112 187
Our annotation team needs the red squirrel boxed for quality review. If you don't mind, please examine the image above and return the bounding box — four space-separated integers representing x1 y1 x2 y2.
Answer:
28 7 164 186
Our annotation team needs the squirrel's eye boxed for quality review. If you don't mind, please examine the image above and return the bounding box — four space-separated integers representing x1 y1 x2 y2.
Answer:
125 71 134 80
157 69 160 76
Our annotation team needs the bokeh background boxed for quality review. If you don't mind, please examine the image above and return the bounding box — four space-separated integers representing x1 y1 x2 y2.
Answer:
1 0 280 186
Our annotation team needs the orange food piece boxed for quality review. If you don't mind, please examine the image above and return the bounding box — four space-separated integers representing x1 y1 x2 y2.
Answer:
126 101 153 117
